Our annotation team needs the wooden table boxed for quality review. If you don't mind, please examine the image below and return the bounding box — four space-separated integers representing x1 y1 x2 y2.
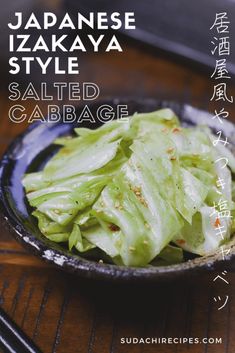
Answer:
0 39 235 353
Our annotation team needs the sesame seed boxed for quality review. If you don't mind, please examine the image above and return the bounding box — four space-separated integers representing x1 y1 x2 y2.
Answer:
166 147 174 154
172 127 181 133
129 246 136 252
115 201 120 208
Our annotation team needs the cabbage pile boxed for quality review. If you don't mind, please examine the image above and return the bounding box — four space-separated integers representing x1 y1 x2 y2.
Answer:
23 109 235 266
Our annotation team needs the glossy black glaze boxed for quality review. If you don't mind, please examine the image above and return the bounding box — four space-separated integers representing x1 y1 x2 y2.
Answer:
0 99 235 282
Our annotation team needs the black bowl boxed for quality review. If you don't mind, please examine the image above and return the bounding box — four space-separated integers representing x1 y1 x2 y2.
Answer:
1 99 235 282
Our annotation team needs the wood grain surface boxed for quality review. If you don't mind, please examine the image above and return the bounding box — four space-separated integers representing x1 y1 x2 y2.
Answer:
0 36 235 353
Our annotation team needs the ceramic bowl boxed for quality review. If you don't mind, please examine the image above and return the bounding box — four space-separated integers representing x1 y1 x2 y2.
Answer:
0 99 235 282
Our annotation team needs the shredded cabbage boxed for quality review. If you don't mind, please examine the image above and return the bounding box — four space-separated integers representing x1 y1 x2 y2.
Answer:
22 109 235 267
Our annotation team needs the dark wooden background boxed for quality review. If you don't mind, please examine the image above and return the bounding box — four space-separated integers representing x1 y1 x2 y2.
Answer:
1 36 235 353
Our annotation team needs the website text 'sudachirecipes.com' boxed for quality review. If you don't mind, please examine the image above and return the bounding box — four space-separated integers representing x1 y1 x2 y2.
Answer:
120 337 223 345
